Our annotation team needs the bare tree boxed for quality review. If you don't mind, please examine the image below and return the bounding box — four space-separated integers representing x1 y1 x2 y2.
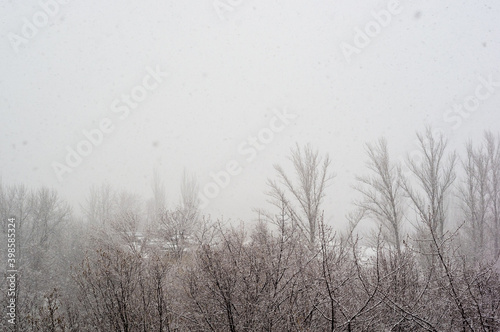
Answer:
0 182 32 233
81 183 116 226
460 132 500 259
459 141 490 258
111 212 144 255
267 143 333 245
158 170 200 257
179 169 200 223
401 127 456 239
147 168 167 229
75 245 143 332
0 183 71 332
355 138 405 254
25 187 71 267
485 131 500 258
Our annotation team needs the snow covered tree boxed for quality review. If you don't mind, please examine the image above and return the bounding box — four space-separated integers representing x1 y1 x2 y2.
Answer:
267 143 333 246
355 138 405 254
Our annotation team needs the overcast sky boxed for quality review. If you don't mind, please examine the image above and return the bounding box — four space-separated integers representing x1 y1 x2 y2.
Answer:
1 0 499 227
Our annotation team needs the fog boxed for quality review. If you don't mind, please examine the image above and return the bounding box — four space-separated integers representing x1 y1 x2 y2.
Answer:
2 1 500 331
2 0 498 223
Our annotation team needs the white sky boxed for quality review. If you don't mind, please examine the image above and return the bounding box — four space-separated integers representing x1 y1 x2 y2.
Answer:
1 0 500 228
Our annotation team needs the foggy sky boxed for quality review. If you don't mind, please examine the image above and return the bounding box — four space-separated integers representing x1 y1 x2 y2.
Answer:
1 0 500 226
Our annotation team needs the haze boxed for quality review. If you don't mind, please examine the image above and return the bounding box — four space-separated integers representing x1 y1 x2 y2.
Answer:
1 0 500 225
